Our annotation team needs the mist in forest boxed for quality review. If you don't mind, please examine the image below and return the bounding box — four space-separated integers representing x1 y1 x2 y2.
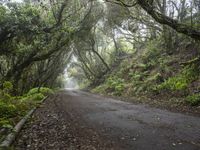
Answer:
64 56 79 90
64 72 79 89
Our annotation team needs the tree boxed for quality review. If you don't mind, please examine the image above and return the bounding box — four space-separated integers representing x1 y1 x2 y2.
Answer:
106 0 200 40
0 0 94 93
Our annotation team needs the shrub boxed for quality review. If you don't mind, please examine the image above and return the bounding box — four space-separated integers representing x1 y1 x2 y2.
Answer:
91 84 107 94
0 118 12 128
157 76 188 91
186 94 200 106
27 87 53 96
0 101 17 118
20 93 45 102
0 85 52 128
106 76 125 96
157 65 199 91
114 84 124 96
129 72 142 80
30 93 45 101
1 93 12 102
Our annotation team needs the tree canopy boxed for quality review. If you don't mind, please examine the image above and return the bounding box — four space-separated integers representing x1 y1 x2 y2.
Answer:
0 0 200 94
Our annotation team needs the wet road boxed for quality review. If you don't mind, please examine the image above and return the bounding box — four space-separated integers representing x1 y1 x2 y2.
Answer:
15 90 200 150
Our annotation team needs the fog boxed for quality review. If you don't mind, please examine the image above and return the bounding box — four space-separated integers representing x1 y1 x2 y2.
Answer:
64 71 79 89
64 56 79 90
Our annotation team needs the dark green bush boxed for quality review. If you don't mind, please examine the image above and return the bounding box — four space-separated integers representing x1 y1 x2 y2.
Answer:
0 101 17 118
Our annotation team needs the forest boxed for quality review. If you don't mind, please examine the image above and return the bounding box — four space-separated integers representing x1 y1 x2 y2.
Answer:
0 0 200 149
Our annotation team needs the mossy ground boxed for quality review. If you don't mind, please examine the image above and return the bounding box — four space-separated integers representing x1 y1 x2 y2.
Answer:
0 85 54 142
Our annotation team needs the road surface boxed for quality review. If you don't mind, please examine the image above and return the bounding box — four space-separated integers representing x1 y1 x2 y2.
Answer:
15 90 200 150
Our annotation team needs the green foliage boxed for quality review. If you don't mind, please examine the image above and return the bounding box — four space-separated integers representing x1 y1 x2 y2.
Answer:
0 2 72 94
29 93 45 101
91 84 107 94
0 118 12 128
92 76 125 96
157 65 199 91
2 81 13 93
106 76 125 96
146 73 162 82
157 76 188 91
0 87 53 128
20 93 44 102
0 81 13 104
129 71 143 80
182 64 199 81
91 38 200 108
143 40 162 62
1 93 12 101
0 101 17 118
27 87 54 96
186 94 200 106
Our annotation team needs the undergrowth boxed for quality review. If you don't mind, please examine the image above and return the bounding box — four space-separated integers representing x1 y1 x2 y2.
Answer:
0 83 54 130
92 40 200 107
156 64 199 91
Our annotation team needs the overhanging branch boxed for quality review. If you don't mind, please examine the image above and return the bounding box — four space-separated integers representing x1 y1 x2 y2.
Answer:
106 0 200 41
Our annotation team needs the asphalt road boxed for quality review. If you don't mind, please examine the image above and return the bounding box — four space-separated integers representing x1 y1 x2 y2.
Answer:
15 90 200 150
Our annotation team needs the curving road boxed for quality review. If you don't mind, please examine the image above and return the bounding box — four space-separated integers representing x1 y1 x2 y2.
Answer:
15 90 200 150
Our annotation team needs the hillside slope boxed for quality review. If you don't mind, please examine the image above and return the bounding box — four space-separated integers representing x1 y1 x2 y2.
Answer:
91 40 200 114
